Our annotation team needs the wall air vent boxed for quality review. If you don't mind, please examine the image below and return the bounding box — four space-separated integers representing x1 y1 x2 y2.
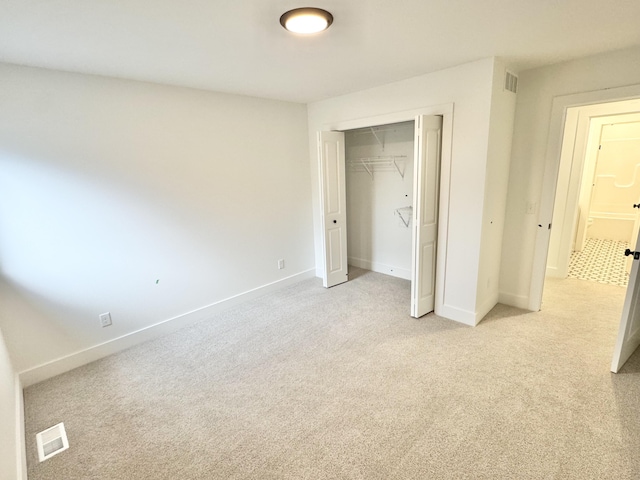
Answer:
36 423 69 462
504 71 518 94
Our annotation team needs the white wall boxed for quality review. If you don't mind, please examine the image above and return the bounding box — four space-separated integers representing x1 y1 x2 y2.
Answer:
308 58 509 325
345 122 415 279
475 59 517 317
0 63 314 384
500 46 640 308
0 327 23 480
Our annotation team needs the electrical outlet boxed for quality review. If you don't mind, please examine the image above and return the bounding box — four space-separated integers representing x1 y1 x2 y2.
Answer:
99 312 112 328
278 259 285 270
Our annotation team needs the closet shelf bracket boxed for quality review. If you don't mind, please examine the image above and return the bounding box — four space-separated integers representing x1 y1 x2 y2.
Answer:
392 158 404 178
370 127 384 151
395 206 413 228
360 158 373 179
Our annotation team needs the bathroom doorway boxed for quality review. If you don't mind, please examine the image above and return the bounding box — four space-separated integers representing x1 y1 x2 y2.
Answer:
544 99 640 287
568 114 640 287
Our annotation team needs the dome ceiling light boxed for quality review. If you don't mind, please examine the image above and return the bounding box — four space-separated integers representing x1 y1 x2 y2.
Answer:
280 8 334 34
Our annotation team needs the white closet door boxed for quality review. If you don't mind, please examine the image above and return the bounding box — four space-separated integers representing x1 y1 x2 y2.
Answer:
612 228 640 372
318 131 348 288
411 115 442 318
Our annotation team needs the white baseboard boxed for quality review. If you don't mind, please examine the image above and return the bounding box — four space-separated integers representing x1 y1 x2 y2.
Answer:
19 269 315 387
348 257 411 280
498 291 531 310
436 303 477 327
438 292 528 327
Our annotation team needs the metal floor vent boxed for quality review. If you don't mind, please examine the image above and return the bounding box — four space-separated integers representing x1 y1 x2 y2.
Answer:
36 423 69 462
504 71 518 93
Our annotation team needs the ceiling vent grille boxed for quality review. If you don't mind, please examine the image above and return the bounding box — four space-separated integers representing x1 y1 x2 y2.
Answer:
36 423 69 462
504 71 518 93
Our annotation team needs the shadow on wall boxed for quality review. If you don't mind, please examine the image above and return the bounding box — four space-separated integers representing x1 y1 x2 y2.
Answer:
0 277 82 371
0 151 243 371
0 65 313 379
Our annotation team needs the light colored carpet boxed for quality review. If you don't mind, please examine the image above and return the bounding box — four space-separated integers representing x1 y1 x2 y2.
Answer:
23 270 640 479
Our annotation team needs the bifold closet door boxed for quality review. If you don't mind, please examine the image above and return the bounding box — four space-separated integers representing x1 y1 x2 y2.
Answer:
411 115 442 318
318 131 348 288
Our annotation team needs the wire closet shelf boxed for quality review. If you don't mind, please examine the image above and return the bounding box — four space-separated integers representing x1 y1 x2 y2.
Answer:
347 155 408 179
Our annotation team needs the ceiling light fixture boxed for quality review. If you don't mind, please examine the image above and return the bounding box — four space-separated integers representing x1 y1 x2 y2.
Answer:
280 8 333 34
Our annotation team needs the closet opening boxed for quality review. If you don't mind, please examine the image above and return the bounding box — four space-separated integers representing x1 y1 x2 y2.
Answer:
318 113 445 318
344 120 415 281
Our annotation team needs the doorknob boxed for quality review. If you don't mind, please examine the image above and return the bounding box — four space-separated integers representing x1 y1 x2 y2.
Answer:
625 248 640 260
634 204 640 208
333 220 337 224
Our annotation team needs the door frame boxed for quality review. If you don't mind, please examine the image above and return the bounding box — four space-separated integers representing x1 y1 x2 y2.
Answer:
321 104 454 316
545 104 640 281
529 86 640 311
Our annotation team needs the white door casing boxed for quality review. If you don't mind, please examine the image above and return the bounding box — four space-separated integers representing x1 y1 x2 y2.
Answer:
612 228 640 372
318 131 349 288
411 115 442 317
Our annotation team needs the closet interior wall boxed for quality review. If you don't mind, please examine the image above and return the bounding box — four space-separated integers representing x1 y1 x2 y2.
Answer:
345 121 415 280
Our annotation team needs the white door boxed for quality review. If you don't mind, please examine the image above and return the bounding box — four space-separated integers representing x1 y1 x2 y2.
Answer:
411 115 442 317
611 228 640 372
629 206 640 274
318 131 348 288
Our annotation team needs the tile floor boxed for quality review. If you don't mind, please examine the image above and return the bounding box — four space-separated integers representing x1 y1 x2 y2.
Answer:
568 238 630 287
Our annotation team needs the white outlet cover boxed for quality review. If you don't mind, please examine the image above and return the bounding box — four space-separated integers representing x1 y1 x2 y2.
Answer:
99 312 112 327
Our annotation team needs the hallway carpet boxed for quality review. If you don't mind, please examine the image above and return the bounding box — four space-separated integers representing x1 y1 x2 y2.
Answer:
24 270 640 479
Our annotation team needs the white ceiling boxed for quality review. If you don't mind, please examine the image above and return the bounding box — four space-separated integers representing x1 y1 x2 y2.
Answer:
2 0 640 103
